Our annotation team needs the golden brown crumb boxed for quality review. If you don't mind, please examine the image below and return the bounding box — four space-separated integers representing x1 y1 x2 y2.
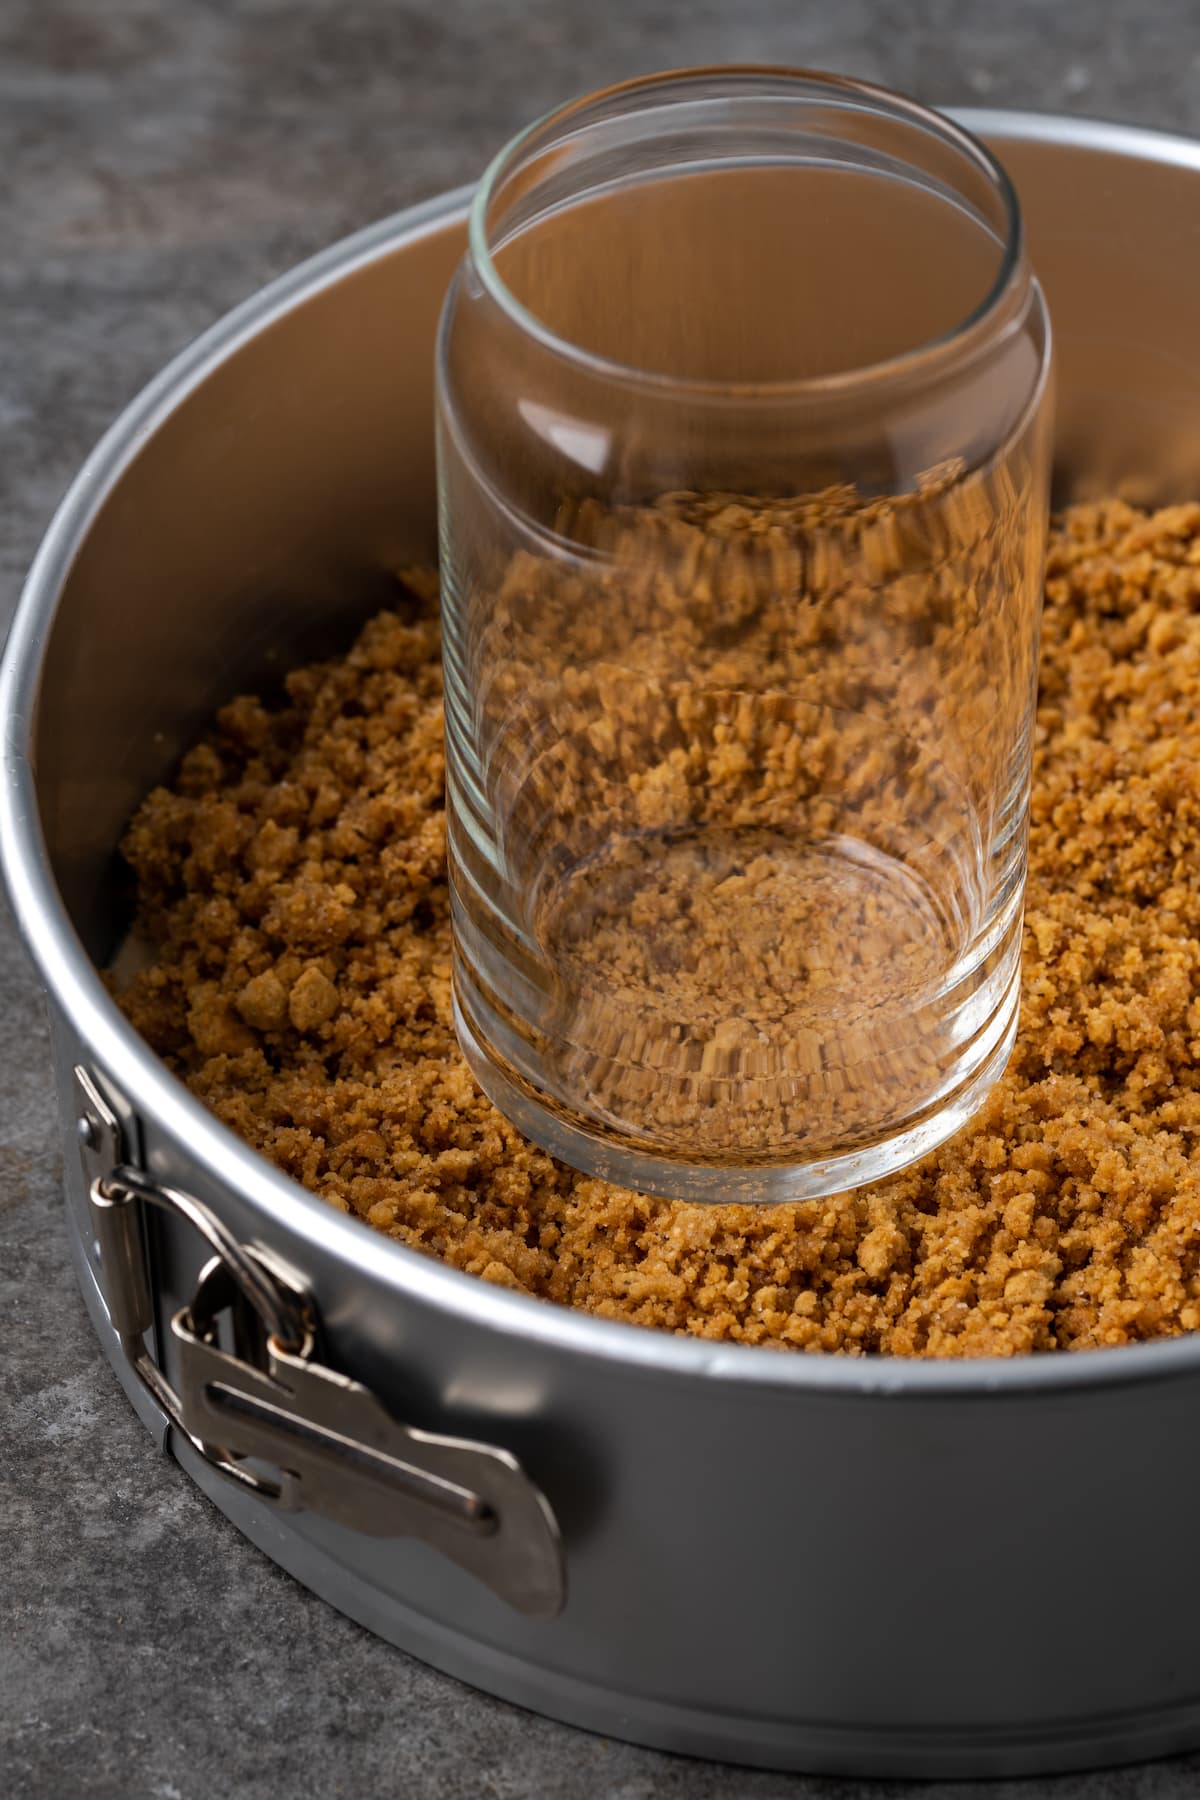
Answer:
117 501 1200 1356
458 465 1039 1160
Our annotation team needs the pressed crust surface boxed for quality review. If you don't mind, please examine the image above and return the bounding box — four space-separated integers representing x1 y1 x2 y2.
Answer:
118 501 1200 1357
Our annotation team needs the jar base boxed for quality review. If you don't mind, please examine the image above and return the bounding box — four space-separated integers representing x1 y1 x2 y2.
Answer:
452 970 1021 1204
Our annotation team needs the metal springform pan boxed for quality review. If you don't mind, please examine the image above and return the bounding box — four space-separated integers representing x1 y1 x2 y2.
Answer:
5 111 1200 1778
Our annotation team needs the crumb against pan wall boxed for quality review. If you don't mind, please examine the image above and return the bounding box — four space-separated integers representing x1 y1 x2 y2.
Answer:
117 504 1200 1357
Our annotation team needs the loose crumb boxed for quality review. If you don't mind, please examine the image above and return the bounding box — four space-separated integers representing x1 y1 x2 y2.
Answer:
117 503 1200 1357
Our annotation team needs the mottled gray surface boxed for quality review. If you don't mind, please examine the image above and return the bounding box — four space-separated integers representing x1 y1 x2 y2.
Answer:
6 2 1200 1795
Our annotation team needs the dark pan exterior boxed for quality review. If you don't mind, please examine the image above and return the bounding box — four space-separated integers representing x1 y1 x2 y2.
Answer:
7 114 1200 1776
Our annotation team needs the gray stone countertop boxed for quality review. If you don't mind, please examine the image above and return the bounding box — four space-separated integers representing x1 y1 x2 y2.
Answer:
6 3 1200 1795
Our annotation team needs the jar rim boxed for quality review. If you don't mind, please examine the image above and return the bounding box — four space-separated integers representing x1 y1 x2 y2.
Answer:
466 65 1027 400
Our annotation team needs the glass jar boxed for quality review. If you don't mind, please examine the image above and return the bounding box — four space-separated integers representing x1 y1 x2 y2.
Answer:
436 67 1053 1202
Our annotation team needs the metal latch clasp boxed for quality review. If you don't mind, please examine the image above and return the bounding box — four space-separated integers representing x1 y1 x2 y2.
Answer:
75 1066 564 1617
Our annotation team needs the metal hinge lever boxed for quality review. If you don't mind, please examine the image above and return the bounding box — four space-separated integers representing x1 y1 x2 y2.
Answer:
75 1066 564 1617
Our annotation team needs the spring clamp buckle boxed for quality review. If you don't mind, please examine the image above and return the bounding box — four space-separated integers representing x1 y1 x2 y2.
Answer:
74 1065 564 1617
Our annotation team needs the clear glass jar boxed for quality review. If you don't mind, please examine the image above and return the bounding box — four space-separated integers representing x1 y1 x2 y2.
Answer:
436 67 1053 1202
